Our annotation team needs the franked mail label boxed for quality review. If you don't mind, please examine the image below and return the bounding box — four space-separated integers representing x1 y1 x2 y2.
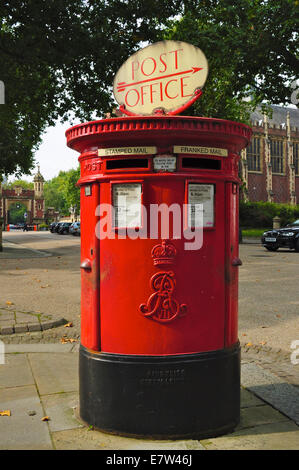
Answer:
174 145 228 157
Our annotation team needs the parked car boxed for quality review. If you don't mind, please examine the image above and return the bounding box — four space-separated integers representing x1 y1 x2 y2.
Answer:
58 222 72 234
261 219 299 252
69 222 80 236
54 222 64 233
49 222 58 233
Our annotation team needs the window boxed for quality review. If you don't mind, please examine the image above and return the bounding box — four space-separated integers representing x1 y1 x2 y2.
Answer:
247 137 261 171
270 140 284 174
293 142 299 175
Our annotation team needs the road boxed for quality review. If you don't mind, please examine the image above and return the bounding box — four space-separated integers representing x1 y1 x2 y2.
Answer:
1 231 299 354
0 231 81 339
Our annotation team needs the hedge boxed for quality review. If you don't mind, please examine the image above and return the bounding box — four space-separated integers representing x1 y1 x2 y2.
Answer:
239 202 299 229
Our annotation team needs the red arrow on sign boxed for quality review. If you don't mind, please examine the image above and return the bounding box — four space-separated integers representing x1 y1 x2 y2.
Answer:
117 66 203 93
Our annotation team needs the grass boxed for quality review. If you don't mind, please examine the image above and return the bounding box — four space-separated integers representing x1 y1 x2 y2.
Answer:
241 228 269 238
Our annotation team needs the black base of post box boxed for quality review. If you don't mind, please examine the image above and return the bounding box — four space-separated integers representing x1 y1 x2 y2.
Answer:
79 343 240 440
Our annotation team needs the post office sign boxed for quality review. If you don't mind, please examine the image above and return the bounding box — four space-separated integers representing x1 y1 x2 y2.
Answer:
113 40 208 116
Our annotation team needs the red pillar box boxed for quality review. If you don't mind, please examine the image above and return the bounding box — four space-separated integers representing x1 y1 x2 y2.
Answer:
66 115 251 438
66 40 252 439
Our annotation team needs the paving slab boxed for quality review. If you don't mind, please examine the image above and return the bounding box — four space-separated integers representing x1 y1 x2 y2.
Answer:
240 387 265 408
5 343 75 353
238 404 289 430
0 353 34 388
241 362 299 424
0 385 52 449
201 421 299 450
28 352 78 395
41 391 82 433
52 427 205 451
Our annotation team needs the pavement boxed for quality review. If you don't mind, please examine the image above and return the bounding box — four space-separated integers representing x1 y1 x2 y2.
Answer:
0 232 298 451
1 343 299 450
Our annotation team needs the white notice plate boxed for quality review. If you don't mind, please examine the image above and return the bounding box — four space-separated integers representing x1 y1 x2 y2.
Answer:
265 237 277 242
112 183 142 228
188 183 214 228
153 155 177 172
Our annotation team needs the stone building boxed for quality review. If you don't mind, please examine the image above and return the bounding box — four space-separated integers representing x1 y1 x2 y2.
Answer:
0 166 45 226
240 105 299 204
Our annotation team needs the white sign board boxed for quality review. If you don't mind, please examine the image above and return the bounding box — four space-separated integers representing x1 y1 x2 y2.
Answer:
188 184 214 228
113 40 208 115
113 183 142 228
153 155 177 172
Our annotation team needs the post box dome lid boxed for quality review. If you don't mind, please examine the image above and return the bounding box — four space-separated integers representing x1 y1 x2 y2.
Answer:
113 40 208 117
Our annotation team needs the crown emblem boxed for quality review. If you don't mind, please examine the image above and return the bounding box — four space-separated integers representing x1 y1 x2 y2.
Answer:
151 239 177 266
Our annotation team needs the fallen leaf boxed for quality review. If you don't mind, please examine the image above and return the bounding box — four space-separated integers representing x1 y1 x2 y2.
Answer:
41 416 50 421
40 285 50 288
259 341 267 345
5 301 14 306
242 333 247 336
0 410 11 416
276 314 281 318
64 322 73 328
245 342 253 347
61 337 77 344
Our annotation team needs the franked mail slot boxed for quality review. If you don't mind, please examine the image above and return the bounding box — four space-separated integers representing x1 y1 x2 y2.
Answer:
106 158 149 170
182 157 221 170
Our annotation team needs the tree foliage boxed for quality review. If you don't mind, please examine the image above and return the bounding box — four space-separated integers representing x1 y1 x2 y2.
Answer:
3 179 34 190
0 0 298 176
43 168 80 215
163 0 299 121
0 0 182 176
8 202 27 225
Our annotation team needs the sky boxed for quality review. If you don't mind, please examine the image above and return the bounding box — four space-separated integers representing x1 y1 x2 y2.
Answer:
26 120 80 182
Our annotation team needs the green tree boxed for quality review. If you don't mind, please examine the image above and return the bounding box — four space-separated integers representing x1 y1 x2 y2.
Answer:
44 172 69 215
43 167 80 215
0 0 182 176
163 0 298 122
3 179 34 190
8 202 27 224
1 0 298 177
63 167 81 210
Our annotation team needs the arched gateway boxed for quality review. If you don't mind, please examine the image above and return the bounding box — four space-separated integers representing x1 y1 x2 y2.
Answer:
0 167 45 227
